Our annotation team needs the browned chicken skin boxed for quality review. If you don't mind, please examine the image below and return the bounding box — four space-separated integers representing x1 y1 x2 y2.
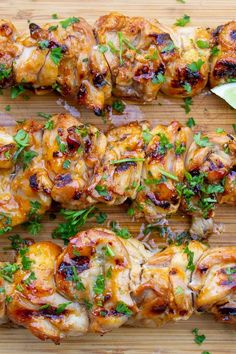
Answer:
0 113 235 238
0 228 236 342
0 15 236 110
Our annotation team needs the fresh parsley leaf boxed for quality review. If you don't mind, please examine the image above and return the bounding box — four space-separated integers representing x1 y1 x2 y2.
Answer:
10 85 25 99
196 40 210 49
110 221 131 239
116 302 133 316
104 245 115 257
175 14 190 27
182 97 193 114
186 117 196 128
60 17 80 29
50 47 63 65
63 159 71 169
38 40 49 49
0 263 19 283
127 207 135 217
44 119 54 130
48 25 58 32
112 100 126 113
95 185 110 198
192 328 206 345
22 150 38 169
0 64 12 81
161 42 176 53
152 73 166 84
37 112 52 119
93 274 105 295
183 82 192 93
187 59 204 72
24 271 37 286
175 142 186 155
98 45 108 53
96 212 107 224
8 234 26 251
184 245 195 272
56 301 72 314
14 129 29 148
52 13 58 19
194 132 212 147
56 135 67 153
142 129 153 144
5 105 11 112
211 46 220 56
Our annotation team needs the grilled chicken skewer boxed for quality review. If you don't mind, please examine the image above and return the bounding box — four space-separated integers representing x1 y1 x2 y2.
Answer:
0 113 235 237
0 15 236 112
0 228 236 342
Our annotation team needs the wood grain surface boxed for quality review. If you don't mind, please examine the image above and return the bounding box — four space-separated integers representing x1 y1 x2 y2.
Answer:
0 0 236 353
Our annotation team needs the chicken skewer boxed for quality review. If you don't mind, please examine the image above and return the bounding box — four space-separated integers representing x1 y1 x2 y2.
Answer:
0 113 235 238
0 227 235 343
0 14 235 112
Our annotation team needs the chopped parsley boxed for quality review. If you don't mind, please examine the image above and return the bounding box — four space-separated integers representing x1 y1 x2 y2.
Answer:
19 247 33 270
24 271 37 286
127 207 135 217
38 40 49 49
52 13 58 19
184 245 195 272
161 42 176 53
44 119 54 130
48 25 58 32
157 167 179 181
10 85 25 99
98 44 108 54
0 212 12 235
37 112 52 119
95 185 110 198
152 73 166 84
182 97 193 114
8 234 26 251
104 245 115 257
111 157 145 164
175 142 186 155
56 301 72 314
63 159 71 169
5 105 11 112
22 150 38 169
116 302 133 316
60 17 80 29
187 59 204 72
211 46 220 56
93 274 105 295
0 263 19 283
232 124 236 133
175 14 190 27
196 40 210 49
194 132 212 147
96 212 107 224
192 328 206 345
0 64 12 81
117 32 124 65
56 135 67 153
52 206 95 244
112 100 126 113
186 117 196 128
142 129 153 144
183 82 192 93
110 221 131 239
50 47 63 65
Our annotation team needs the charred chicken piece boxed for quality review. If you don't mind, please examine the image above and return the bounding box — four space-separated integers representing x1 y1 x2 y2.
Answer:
42 113 107 209
190 245 236 325
94 12 167 102
89 121 149 205
159 25 211 97
0 121 52 232
133 121 193 222
55 228 137 333
0 20 18 88
210 21 236 87
181 130 236 236
14 18 111 113
5 241 88 342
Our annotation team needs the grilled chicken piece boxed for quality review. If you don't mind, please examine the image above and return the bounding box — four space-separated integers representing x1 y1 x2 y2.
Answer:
0 20 18 88
14 18 111 113
89 121 148 205
159 25 211 97
42 113 107 209
133 121 193 222
190 245 236 325
0 121 52 233
95 12 167 102
5 241 88 342
129 241 206 327
210 21 236 87
55 228 137 333
181 130 236 236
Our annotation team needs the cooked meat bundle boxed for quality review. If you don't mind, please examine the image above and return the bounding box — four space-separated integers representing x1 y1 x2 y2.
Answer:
0 228 236 342
0 15 236 110
0 113 235 237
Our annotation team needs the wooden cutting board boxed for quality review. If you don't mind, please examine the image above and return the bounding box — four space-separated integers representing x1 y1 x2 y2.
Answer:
0 0 236 353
